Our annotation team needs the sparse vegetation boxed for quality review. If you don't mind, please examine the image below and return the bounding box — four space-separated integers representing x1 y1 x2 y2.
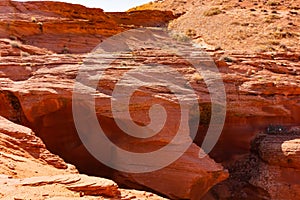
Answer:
271 31 294 39
21 51 30 57
191 73 203 83
203 7 222 16
37 22 43 32
266 1 280 6
171 33 190 42
222 56 235 63
132 0 299 52
257 75 265 81
10 41 20 48
264 14 281 23
61 45 70 54
185 29 196 38
31 16 37 22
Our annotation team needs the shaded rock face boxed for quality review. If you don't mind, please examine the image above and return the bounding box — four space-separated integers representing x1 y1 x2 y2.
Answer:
197 51 300 199
0 0 300 199
203 127 300 200
195 51 300 166
0 116 168 199
134 0 300 165
0 36 228 200
0 116 70 176
250 128 300 199
0 2 228 199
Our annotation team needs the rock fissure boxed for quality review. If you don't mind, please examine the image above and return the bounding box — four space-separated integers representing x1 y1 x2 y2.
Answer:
0 0 300 199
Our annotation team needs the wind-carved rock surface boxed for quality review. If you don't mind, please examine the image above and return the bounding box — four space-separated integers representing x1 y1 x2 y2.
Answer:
0 116 169 199
131 1 300 198
0 1 228 200
0 31 229 200
0 116 70 176
0 1 175 54
0 0 300 199
249 127 300 200
203 127 300 200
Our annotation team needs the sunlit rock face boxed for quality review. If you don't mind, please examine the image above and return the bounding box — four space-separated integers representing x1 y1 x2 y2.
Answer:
1 0 300 199
0 1 228 199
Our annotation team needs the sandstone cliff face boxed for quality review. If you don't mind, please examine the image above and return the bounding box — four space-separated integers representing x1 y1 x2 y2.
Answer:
131 0 299 199
0 0 300 199
202 127 300 200
250 130 300 200
0 1 228 199
0 34 228 200
0 116 168 199
0 116 70 177
0 1 175 54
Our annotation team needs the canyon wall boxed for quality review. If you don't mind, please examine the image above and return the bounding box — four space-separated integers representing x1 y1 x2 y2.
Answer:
0 0 300 199
0 1 228 199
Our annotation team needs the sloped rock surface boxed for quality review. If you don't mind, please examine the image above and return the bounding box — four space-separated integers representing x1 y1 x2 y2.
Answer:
0 1 176 54
0 173 167 200
0 116 167 200
0 30 229 199
1 174 120 198
249 128 300 200
202 127 300 200
133 0 300 52
1 0 300 199
0 116 70 176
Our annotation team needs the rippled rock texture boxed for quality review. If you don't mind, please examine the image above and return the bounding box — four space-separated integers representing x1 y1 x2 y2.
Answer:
1 0 300 199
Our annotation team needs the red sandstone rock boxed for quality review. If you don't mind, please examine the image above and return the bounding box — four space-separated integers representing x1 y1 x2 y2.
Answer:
1 0 300 199
19 174 120 197
107 10 175 27
0 172 166 199
133 0 300 52
133 1 300 166
0 1 176 54
247 130 300 200
202 128 300 200
0 32 229 199
132 1 300 199
0 116 167 199
1 26 300 199
256 134 300 168
0 116 68 170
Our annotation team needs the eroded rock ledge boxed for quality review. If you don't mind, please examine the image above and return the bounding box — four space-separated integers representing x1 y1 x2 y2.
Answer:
0 33 229 199
203 126 300 200
0 116 168 199
0 1 228 199
0 0 299 199
0 0 175 54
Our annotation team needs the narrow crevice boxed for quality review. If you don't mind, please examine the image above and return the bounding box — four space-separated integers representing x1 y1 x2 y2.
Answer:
0 90 24 124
